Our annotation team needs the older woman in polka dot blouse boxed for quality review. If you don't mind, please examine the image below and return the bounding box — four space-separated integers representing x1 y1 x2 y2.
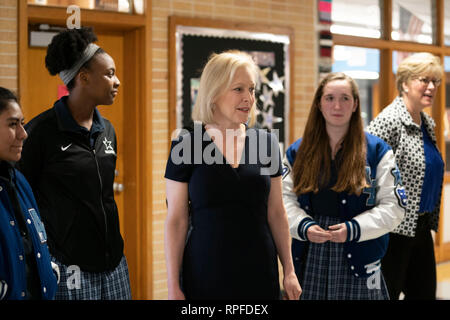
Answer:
368 52 444 300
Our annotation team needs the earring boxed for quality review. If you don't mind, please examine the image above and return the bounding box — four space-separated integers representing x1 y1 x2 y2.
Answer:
404 89 408 93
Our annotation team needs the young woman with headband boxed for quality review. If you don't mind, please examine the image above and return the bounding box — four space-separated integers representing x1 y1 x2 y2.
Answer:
17 27 131 300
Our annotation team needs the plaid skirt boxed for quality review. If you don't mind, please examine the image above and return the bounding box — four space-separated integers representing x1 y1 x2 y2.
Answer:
300 215 389 300
51 255 132 300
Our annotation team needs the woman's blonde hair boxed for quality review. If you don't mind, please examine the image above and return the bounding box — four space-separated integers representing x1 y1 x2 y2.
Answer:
192 50 259 126
396 52 444 95
292 72 368 195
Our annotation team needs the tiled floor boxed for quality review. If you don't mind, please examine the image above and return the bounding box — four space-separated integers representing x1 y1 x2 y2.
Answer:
437 262 450 299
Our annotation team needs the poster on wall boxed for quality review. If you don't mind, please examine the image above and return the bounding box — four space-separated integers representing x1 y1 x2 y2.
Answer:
173 25 291 150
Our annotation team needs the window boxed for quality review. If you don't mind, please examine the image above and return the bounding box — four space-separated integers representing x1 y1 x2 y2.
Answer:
331 0 381 38
392 50 413 74
391 0 433 44
445 0 450 45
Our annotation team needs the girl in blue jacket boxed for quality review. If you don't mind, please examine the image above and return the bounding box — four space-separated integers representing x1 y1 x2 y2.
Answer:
282 73 406 299
0 87 58 300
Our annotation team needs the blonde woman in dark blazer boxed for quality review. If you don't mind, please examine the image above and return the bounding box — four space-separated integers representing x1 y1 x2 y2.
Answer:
164 51 301 300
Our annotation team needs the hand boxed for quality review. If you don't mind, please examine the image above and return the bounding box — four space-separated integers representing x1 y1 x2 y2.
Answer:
168 286 186 300
328 223 347 243
282 272 302 300
306 225 332 243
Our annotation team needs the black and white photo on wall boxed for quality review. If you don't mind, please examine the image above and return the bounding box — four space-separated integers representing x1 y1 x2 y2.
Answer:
173 25 291 150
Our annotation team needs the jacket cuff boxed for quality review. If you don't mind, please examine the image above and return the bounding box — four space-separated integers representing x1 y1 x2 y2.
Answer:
345 219 361 242
0 280 8 300
297 218 318 241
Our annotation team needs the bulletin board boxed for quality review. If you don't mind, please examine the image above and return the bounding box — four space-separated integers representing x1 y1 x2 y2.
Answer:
169 17 293 150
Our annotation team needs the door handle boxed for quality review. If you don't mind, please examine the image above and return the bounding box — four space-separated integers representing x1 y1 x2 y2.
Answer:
113 182 124 193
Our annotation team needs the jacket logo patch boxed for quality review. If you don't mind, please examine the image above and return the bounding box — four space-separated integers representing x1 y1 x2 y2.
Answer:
102 137 116 155
28 208 47 244
391 166 407 208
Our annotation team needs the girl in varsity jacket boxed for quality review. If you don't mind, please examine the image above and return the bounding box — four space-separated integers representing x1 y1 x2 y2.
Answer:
282 73 406 300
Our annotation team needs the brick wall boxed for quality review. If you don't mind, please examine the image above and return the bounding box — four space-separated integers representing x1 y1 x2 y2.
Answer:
0 0 18 91
152 0 317 299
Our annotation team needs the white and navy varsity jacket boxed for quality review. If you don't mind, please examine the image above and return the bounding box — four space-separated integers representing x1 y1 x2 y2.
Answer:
282 132 407 278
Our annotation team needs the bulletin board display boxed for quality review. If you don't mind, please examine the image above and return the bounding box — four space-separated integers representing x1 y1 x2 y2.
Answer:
170 23 291 150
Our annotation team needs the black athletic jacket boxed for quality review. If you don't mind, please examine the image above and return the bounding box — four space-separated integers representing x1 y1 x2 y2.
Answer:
16 96 124 272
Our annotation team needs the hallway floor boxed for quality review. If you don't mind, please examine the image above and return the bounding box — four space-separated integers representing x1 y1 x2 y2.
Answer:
437 262 450 299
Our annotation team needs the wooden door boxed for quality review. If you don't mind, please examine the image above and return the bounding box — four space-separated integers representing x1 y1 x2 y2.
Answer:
24 31 127 271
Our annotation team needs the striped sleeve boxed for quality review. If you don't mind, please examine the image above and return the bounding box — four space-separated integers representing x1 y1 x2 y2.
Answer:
345 220 361 242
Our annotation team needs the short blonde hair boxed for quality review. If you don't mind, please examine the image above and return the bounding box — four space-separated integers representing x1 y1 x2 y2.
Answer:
396 52 444 95
192 50 259 126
